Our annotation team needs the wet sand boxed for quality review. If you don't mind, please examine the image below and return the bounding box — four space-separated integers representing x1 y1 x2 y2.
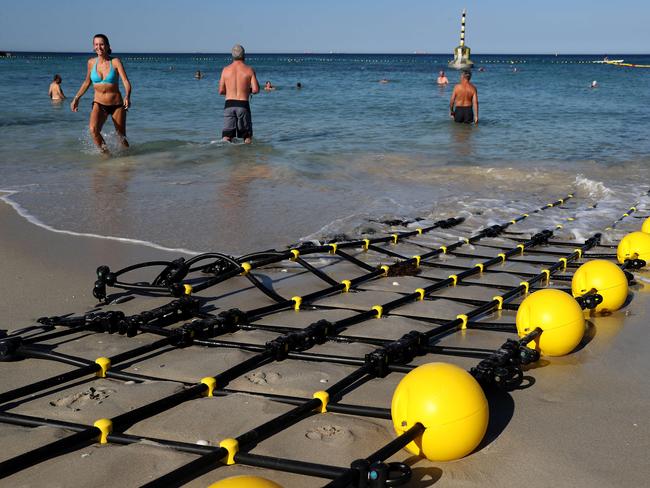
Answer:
1 195 649 487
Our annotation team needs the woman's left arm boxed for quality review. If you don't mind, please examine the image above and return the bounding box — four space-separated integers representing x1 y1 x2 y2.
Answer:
114 58 131 108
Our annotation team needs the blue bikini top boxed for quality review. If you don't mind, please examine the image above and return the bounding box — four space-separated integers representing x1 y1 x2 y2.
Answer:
91 58 118 85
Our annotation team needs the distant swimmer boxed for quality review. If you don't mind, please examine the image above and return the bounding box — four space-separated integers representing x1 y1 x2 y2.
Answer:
437 70 449 85
379 78 389 84
70 34 131 154
195 70 203 79
264 80 275 91
449 69 478 125
218 44 259 144
296 82 302 89
478 67 485 72
48 74 65 100
591 80 599 88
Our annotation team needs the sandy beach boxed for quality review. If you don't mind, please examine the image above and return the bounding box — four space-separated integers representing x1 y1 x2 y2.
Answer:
1 191 649 487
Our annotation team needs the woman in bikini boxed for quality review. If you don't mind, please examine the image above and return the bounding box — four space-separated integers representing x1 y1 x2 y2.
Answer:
70 34 131 153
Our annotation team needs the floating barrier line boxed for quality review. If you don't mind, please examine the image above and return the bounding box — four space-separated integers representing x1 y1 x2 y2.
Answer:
5 192 646 487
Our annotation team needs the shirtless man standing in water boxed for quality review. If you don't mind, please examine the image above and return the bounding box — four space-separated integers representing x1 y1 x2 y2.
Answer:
48 74 65 100
449 70 479 125
218 44 259 144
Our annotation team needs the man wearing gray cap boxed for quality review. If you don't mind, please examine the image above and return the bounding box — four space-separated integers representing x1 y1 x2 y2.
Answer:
218 44 260 143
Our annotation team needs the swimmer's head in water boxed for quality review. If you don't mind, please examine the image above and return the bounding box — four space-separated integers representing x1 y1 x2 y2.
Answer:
461 69 472 80
53 74 62 83
439 71 445 76
232 44 245 61
93 34 112 55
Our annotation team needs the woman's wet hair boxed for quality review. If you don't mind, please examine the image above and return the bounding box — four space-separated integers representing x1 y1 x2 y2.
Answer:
93 34 112 54
53 74 62 83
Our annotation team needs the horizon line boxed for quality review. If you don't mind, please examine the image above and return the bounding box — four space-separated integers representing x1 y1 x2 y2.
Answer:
2 50 649 56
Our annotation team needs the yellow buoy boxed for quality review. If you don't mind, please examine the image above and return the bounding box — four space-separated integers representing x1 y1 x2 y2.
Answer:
617 231 650 264
209 476 283 488
642 217 650 234
572 260 628 312
391 362 488 461
516 289 585 356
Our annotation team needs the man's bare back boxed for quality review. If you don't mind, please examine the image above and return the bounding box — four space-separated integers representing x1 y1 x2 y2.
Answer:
449 70 478 124
451 82 477 107
219 45 260 143
218 61 259 101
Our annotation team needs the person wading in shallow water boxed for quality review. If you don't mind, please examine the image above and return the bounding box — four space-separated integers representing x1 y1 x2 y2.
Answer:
70 34 131 154
218 44 259 144
449 69 478 125
48 74 65 100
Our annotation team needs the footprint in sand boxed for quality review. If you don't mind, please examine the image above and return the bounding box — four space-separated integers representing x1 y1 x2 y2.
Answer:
305 425 354 444
245 371 282 385
49 386 116 411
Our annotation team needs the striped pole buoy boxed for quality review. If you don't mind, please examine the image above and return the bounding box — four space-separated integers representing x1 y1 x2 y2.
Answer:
449 8 474 69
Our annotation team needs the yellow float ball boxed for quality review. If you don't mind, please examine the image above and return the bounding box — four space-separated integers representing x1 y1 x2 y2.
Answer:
641 217 650 234
516 289 585 356
391 362 488 462
209 476 282 488
572 260 628 312
617 231 650 264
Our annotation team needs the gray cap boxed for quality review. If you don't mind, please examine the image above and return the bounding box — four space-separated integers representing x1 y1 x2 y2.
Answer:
232 44 245 60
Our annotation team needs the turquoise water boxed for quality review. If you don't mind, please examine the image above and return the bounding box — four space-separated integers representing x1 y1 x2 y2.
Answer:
1 53 650 253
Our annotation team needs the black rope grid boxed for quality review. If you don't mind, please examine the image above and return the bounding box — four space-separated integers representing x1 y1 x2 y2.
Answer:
0 193 644 487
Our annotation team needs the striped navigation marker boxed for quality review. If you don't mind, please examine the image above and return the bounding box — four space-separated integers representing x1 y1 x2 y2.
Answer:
449 8 474 69
460 9 466 47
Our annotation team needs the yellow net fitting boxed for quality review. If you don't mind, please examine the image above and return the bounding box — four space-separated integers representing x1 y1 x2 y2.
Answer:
200 377 217 397
93 418 113 444
313 391 329 413
372 305 383 318
492 295 504 310
456 314 469 330
240 262 252 275
95 357 111 378
219 438 239 465
415 288 426 300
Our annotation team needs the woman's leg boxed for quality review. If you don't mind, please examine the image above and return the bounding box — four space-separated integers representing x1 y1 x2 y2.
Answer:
89 103 109 153
111 107 129 148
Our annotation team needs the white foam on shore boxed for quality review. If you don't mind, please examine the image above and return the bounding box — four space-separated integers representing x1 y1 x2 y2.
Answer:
0 190 201 256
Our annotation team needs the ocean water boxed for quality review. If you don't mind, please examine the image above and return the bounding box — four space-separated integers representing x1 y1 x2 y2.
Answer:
1 53 650 254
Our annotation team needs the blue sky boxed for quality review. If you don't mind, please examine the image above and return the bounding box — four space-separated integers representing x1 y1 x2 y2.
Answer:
1 0 647 54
